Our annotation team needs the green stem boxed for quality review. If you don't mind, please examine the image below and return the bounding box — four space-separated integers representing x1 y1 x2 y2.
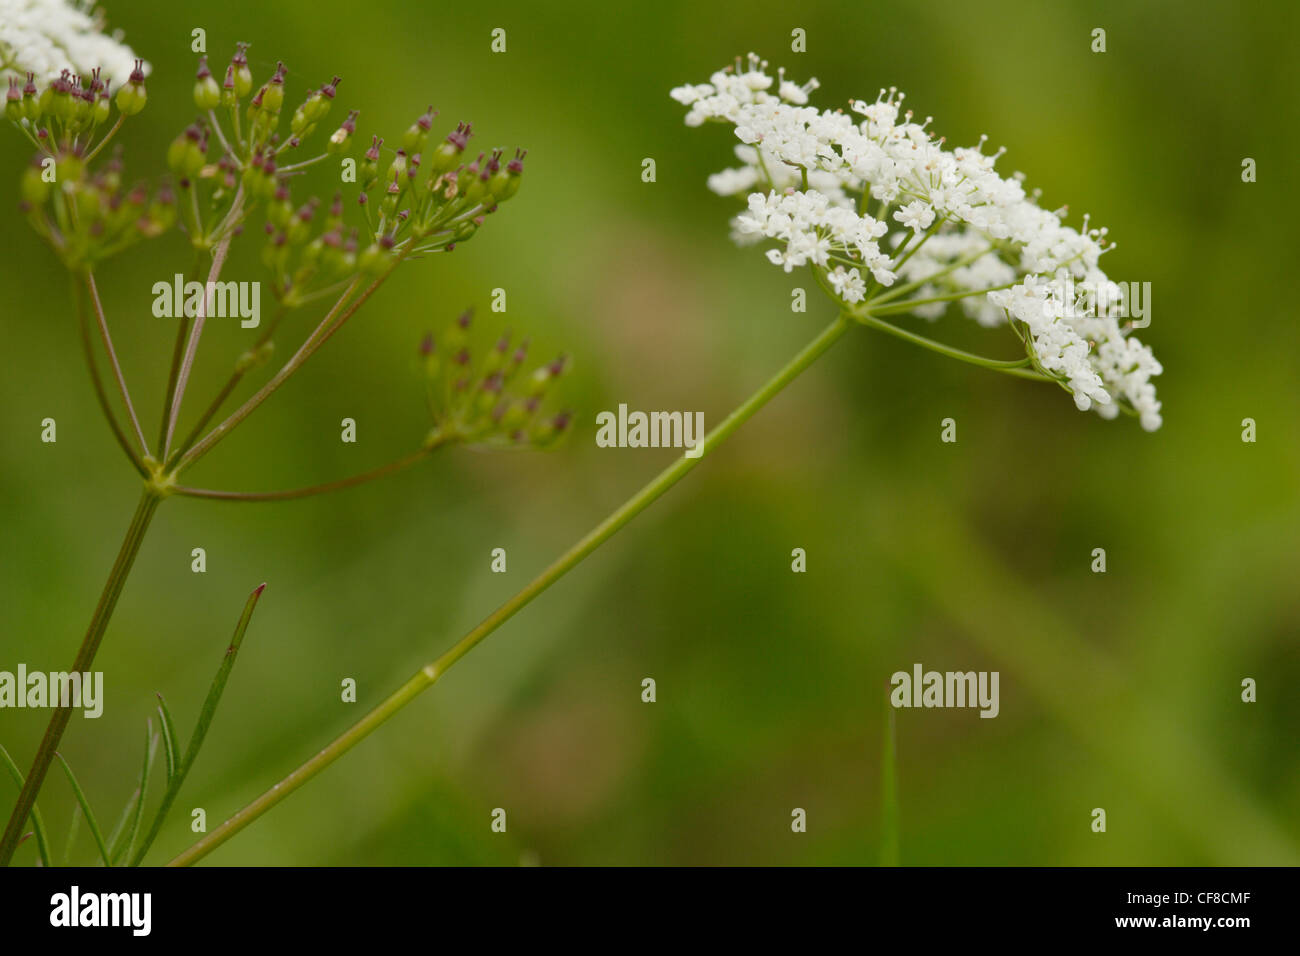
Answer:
0 489 163 866
77 282 148 478
163 185 245 458
867 246 995 307
869 283 1015 316
85 271 150 457
174 444 438 502
83 114 124 163
168 314 853 866
173 264 399 473
853 311 1044 378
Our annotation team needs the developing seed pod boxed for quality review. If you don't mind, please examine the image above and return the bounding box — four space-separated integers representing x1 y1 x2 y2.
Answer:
18 73 39 122
21 156 51 205
530 410 572 447
115 59 147 115
145 183 176 233
492 149 525 201
403 105 436 154
328 109 358 154
5 77 21 121
262 62 287 114
359 135 382 187
92 83 111 125
194 57 220 111
166 124 206 178
429 122 471 175
231 43 253 97
358 232 395 276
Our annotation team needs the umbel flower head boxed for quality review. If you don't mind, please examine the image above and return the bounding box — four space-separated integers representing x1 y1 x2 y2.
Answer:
672 54 1163 431
419 308 572 449
0 0 146 85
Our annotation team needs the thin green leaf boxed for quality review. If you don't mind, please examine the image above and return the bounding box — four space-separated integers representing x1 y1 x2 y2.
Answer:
63 801 83 865
55 752 111 867
130 583 266 866
109 720 156 866
0 743 52 867
180 583 266 781
156 694 180 783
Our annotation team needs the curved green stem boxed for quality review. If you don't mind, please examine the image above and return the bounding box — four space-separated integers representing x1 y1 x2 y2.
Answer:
85 271 150 457
171 273 378 472
77 282 148 479
853 310 1046 379
174 444 439 502
167 313 853 865
163 184 245 458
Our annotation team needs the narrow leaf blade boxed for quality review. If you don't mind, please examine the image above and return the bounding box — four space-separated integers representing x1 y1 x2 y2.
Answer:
129 583 267 867
109 720 156 866
55 752 112 866
0 743 52 867
156 694 180 783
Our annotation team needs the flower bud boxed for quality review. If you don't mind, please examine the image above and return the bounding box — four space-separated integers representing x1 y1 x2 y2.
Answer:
386 149 408 185
358 233 395 275
93 85 111 125
5 77 21 121
531 410 572 447
360 135 383 186
297 75 340 129
21 157 50 205
193 57 221 111
327 109 358 154
20 73 40 122
147 184 177 232
231 43 253 97
260 62 287 114
115 59 147 115
429 122 471 174
167 124 207 178
403 105 436 153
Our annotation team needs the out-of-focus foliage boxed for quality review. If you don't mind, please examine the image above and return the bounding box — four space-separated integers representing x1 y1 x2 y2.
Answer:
1 0 1296 865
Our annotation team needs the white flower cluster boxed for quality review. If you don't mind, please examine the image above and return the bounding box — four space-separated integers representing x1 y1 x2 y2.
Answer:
0 0 145 86
671 54 1162 430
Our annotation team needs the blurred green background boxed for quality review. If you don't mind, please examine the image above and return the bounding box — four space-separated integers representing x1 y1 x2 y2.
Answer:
1 0 1297 865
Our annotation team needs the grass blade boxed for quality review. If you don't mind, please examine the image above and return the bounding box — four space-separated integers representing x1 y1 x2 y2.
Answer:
63 801 83 865
156 694 180 783
109 720 156 866
55 752 111 866
130 583 266 866
0 743 52 867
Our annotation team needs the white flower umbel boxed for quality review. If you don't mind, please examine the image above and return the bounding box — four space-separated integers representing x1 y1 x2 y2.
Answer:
0 0 145 86
672 54 1163 430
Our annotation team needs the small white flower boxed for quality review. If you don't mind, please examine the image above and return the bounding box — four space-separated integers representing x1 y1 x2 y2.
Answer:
827 266 866 303
894 200 935 235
